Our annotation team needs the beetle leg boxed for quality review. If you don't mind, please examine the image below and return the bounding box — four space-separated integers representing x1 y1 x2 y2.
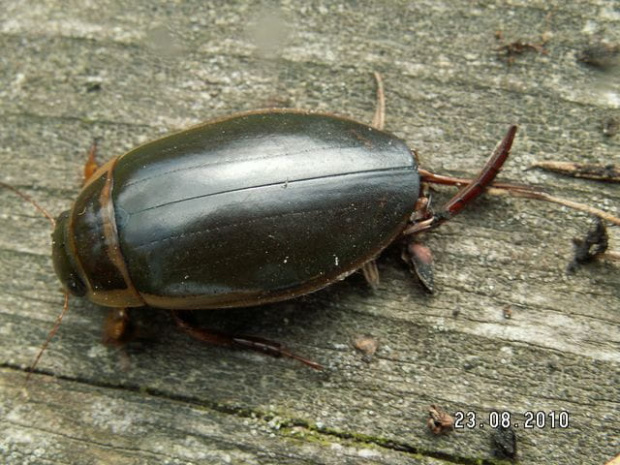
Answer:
402 191 435 292
438 125 518 216
171 311 323 370
103 308 135 346
403 240 435 293
352 72 390 288
371 72 386 130
101 308 134 371
361 260 380 288
418 168 542 194
405 125 518 235
83 139 100 184
357 72 387 289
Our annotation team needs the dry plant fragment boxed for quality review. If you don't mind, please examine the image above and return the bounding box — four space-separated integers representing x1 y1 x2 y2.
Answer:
427 404 454 435
353 335 379 362
530 161 620 183
495 30 549 65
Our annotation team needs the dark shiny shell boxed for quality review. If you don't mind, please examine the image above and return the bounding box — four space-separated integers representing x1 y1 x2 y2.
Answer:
111 110 420 309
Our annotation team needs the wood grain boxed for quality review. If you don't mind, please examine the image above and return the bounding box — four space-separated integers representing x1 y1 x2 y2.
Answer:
1 1 618 464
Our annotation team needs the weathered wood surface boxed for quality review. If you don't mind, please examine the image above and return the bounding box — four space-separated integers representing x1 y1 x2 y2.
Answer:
1 1 618 464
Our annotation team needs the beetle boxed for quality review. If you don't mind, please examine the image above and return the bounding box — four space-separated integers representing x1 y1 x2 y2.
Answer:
5 74 618 371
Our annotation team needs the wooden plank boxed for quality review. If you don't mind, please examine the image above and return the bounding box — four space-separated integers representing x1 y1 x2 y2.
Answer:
1 1 618 464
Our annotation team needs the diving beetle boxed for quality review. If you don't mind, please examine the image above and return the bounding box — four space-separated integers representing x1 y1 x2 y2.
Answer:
8 73 605 371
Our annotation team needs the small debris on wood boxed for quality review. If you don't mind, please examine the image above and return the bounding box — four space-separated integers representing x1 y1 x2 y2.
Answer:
492 424 517 460
578 42 619 70
503 306 513 319
427 404 454 435
86 82 102 93
567 219 609 273
602 117 619 138
529 161 620 183
495 30 548 65
353 335 379 362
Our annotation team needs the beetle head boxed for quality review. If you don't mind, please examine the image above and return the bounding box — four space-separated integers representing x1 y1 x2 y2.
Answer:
52 211 87 297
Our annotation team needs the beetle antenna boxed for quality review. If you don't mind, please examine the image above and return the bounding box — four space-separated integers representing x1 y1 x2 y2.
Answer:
25 291 70 384
0 182 56 229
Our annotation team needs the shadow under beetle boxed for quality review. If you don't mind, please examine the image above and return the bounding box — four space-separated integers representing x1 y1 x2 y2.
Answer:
4 73 618 371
